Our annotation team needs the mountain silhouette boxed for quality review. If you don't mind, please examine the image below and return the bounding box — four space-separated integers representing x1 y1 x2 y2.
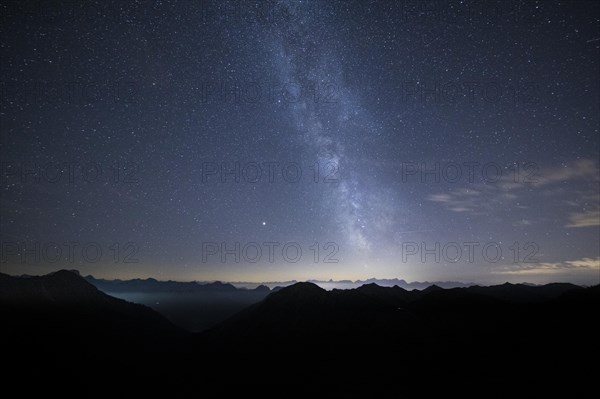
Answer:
199 281 426 353
1 270 183 340
253 284 271 292
1 270 186 393
189 280 599 391
465 281 583 303
2 271 598 394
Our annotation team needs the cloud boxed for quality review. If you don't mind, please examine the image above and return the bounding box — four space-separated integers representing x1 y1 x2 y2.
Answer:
533 159 599 187
512 219 531 226
448 206 472 212
566 210 600 228
565 258 600 268
493 159 598 191
427 185 498 215
429 193 451 202
494 257 600 275
428 159 599 229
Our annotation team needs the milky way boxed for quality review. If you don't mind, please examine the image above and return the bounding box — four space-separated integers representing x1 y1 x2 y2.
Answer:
0 0 598 284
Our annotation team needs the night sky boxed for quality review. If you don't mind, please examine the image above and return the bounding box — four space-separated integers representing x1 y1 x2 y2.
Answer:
1 0 598 285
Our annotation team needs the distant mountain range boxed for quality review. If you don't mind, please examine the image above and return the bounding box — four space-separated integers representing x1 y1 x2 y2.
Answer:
233 277 479 290
82 274 477 293
83 275 274 332
306 277 476 290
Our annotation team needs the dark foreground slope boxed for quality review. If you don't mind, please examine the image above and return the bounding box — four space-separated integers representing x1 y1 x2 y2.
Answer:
1 272 598 395
0 270 184 340
0 270 186 393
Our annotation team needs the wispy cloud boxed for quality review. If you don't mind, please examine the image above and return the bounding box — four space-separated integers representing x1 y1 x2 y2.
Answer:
428 159 600 228
428 188 489 214
494 257 600 275
533 159 599 187
428 185 519 216
566 210 600 228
